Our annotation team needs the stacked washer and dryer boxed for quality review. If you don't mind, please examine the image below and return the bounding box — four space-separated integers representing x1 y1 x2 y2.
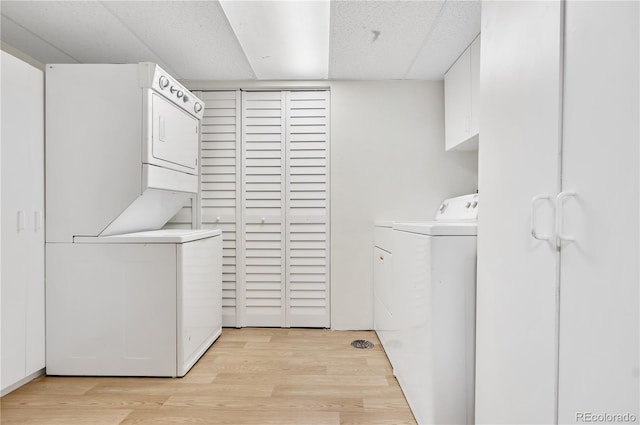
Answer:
374 194 478 425
45 63 222 377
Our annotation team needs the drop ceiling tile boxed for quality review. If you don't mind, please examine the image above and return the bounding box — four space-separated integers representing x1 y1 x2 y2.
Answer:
0 1 171 72
104 1 255 81
329 0 445 80
1 15 77 64
405 0 481 80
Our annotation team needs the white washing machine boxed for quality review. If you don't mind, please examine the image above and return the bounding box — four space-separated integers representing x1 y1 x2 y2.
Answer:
390 194 478 425
45 64 222 377
46 229 222 377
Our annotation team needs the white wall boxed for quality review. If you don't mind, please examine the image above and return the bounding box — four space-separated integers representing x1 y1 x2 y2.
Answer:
139 78 481 330
329 81 478 329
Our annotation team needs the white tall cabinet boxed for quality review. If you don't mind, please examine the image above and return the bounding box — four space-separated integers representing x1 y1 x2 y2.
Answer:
476 2 639 423
1 51 45 394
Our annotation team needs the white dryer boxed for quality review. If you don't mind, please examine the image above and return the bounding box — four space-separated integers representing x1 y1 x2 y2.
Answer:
389 194 478 425
45 63 221 377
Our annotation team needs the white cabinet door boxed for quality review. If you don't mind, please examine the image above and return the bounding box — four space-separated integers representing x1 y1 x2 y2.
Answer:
373 226 395 354
25 72 45 377
373 246 393 342
558 2 639 420
475 2 563 423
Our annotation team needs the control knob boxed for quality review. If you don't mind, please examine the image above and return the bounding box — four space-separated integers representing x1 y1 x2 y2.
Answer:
183 94 189 103
159 76 170 89
176 90 184 98
194 102 203 113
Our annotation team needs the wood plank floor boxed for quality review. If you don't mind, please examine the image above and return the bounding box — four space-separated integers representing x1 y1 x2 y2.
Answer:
1 328 416 425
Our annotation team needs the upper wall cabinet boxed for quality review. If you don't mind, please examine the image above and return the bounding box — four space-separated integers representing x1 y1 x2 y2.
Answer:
444 35 480 151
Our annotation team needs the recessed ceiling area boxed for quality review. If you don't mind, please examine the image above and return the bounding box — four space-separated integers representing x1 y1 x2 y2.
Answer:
0 0 480 81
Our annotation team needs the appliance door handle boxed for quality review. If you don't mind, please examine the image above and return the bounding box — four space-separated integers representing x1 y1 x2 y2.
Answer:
159 116 166 141
556 191 577 247
530 194 551 240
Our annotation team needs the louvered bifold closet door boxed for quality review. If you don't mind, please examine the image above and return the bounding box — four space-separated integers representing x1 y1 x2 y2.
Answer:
198 91 242 327
241 91 286 327
285 91 330 328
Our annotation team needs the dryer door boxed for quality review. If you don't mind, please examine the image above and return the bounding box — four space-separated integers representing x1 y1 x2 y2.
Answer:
151 92 199 174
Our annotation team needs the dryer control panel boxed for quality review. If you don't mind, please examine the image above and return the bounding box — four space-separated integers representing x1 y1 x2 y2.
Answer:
138 62 204 119
435 193 478 222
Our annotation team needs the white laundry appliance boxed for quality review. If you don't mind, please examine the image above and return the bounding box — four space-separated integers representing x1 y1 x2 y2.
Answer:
45 63 221 377
374 194 478 425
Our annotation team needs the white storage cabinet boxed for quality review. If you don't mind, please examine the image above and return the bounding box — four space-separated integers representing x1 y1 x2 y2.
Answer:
1 51 45 394
444 35 480 151
476 2 639 423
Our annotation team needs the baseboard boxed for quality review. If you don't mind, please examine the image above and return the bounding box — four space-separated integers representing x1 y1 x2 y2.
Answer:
1 368 45 397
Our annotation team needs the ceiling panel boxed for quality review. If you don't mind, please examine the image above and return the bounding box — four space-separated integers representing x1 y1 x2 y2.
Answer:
406 0 481 79
329 0 444 79
104 1 254 81
0 0 481 81
0 1 175 74
1 14 78 64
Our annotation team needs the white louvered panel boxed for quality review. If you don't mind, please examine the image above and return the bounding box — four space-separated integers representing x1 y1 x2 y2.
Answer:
241 91 286 327
198 90 241 327
285 91 330 328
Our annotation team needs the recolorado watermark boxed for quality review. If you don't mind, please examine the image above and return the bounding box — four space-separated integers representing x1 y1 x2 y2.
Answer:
576 412 638 423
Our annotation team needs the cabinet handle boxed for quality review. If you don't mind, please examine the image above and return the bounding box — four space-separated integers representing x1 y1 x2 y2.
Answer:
379 255 384 262
216 216 221 223
530 194 551 240
17 210 25 232
556 191 577 247
34 211 43 232
261 217 266 224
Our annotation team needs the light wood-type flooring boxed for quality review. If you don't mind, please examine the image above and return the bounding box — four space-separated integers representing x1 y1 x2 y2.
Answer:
1 328 416 424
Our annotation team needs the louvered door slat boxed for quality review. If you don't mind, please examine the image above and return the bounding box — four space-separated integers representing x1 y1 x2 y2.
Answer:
241 91 286 327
